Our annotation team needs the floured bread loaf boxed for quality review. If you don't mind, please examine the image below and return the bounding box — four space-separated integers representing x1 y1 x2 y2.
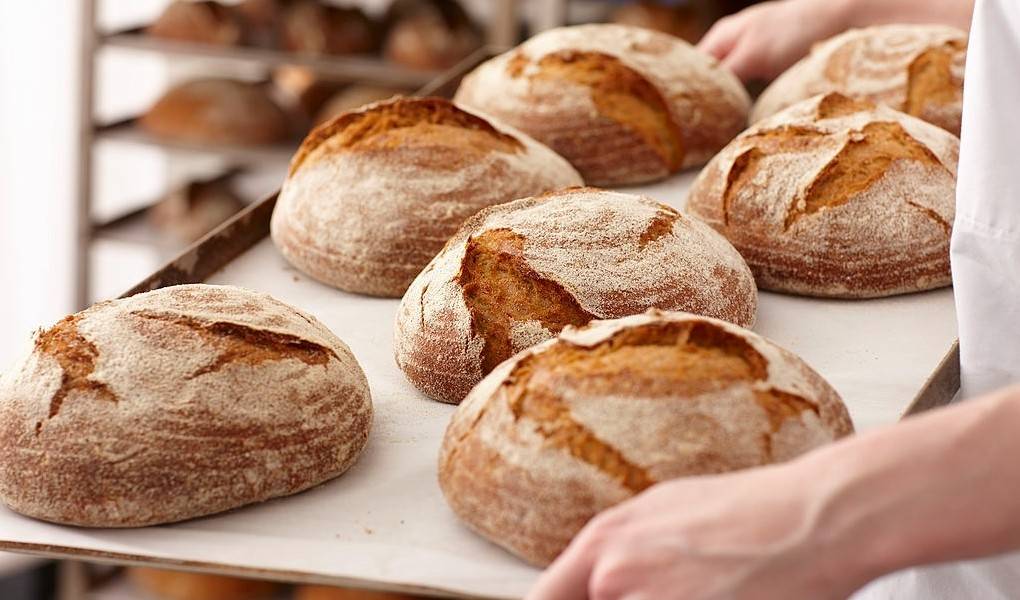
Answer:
0 284 372 527
752 25 967 135
454 24 751 185
687 93 957 298
439 310 853 566
271 97 583 297
395 188 757 404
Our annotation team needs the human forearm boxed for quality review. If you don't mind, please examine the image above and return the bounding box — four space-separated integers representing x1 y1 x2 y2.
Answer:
798 386 1020 589
836 0 976 31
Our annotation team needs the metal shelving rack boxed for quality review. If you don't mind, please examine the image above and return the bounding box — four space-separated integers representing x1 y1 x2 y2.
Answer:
75 0 520 309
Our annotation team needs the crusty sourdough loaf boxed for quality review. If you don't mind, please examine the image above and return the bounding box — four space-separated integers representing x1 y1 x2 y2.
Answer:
686 92 957 298
453 24 751 186
271 97 583 298
439 310 853 566
294 584 419 600
129 568 280 600
752 25 967 135
0 284 372 527
147 0 245 46
395 188 757 404
140 78 291 146
281 0 379 56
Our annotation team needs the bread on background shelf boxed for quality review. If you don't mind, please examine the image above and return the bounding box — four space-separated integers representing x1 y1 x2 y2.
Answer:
129 568 280 600
270 96 583 298
148 175 246 244
439 310 853 566
454 24 750 186
281 0 380 56
753 24 967 136
0 285 372 527
147 0 246 46
687 92 957 298
314 85 412 127
383 0 483 71
395 187 758 404
140 78 293 146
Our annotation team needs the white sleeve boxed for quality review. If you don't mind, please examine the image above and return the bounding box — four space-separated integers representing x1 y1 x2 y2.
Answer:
951 0 1020 399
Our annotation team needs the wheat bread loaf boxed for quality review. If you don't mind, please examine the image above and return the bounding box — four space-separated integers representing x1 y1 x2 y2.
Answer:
686 92 958 298
439 309 853 566
0 284 372 527
395 188 757 404
271 96 583 298
453 24 751 186
140 78 291 146
752 25 967 135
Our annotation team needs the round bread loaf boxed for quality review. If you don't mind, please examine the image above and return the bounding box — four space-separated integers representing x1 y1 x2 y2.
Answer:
752 25 967 136
147 0 244 46
294 584 419 600
129 568 279 600
140 78 291 146
439 310 854 566
0 284 372 527
395 188 758 404
271 96 583 298
686 92 958 298
453 24 751 186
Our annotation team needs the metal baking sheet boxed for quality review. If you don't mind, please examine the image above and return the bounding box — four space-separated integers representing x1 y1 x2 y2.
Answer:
0 172 959 598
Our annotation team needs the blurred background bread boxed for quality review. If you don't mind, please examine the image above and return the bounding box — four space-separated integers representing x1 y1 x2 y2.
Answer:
752 25 967 135
687 92 958 298
147 0 245 46
608 0 711 44
395 188 757 404
293 584 421 600
314 84 410 126
129 568 279 600
0 284 372 527
454 24 751 186
139 78 292 146
281 0 380 56
271 96 582 298
383 0 483 70
439 310 853 566
147 174 246 243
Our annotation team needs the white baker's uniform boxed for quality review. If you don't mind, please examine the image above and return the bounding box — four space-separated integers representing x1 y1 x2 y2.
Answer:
853 0 1020 597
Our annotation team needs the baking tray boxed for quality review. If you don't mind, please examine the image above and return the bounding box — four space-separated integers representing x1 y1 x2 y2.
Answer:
0 48 960 599
0 172 960 599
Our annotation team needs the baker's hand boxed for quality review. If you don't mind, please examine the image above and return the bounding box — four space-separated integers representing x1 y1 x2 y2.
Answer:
698 0 853 81
526 463 867 600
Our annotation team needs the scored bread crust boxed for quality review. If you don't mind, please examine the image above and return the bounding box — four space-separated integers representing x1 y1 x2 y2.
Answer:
394 187 758 404
0 284 372 527
438 310 853 566
686 93 958 298
140 78 291 146
271 96 583 298
752 25 967 135
453 24 750 186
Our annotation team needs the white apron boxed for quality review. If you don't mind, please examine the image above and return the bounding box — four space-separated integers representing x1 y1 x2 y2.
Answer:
854 0 1020 596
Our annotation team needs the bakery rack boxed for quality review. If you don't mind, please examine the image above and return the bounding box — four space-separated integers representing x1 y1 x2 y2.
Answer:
75 0 521 310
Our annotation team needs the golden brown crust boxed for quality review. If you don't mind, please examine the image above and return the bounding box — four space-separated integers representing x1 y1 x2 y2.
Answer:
439 311 852 565
129 568 279 600
395 188 758 404
687 92 958 298
454 24 750 186
139 79 291 146
0 285 372 527
272 97 583 298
